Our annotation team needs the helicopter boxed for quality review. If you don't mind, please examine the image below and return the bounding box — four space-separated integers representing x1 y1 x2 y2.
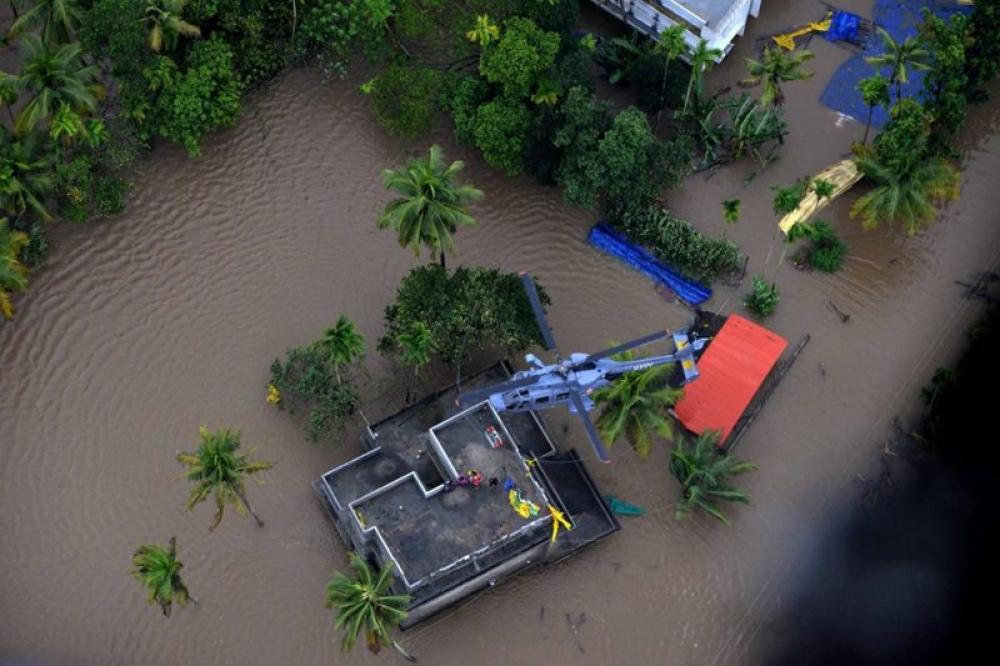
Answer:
456 273 710 463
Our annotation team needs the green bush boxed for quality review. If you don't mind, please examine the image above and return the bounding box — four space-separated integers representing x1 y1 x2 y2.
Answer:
744 275 779 317
479 16 559 98
617 206 742 282
807 221 848 272
441 73 488 144
473 96 532 174
370 65 442 139
216 0 291 87
510 0 580 38
269 345 360 443
10 219 50 268
94 176 130 216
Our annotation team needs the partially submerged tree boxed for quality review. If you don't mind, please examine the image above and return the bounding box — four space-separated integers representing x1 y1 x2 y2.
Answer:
0 218 31 320
378 145 483 269
326 554 414 661
742 46 814 108
858 73 890 145
683 39 722 115
865 26 931 101
315 314 365 385
722 198 741 226
592 349 683 458
177 426 272 530
14 36 100 135
131 536 194 617
669 431 756 523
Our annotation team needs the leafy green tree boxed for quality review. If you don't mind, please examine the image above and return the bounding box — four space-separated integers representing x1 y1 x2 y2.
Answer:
919 12 970 149
871 98 933 174
682 39 722 115
380 265 548 368
722 198 740 225
865 26 931 101
368 65 441 139
806 220 848 272
176 426 273 531
378 144 482 268
965 0 1000 99
148 36 244 156
858 74 890 144
131 537 195 617
141 0 201 52
269 344 360 442
14 36 100 135
851 148 960 234
479 16 559 98
397 320 434 373
669 431 756 523
592 349 683 457
741 46 814 108
8 0 83 45
1 218 31 320
326 554 414 660
315 314 365 384
466 14 500 47
80 0 152 80
0 126 54 220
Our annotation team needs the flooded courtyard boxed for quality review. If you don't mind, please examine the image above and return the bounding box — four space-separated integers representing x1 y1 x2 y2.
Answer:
2 2 999 664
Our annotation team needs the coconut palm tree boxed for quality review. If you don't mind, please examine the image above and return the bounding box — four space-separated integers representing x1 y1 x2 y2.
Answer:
850 149 960 235
131 537 195 617
741 46 814 108
654 25 688 131
378 144 483 269
591 349 684 458
177 426 273 531
466 14 500 47
14 36 100 135
722 198 741 225
858 73 890 145
865 27 931 101
669 431 756 523
0 71 18 126
315 314 365 384
326 553 414 661
8 0 83 45
48 101 85 149
141 0 201 53
812 178 835 201
0 126 54 220
397 320 434 373
682 39 722 115
1 218 30 320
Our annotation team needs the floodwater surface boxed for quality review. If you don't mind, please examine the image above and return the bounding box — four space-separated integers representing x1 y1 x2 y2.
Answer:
2 2 999 664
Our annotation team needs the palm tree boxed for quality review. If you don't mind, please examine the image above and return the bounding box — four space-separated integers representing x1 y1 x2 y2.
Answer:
132 537 195 617
466 14 500 47
8 0 83 45
48 101 85 149
378 144 483 269
177 426 273 531
14 36 100 135
857 74 890 145
812 178 835 201
654 25 688 131
1 218 30 320
741 46 814 108
669 431 756 523
591 349 684 458
850 149 960 235
722 198 741 225
397 320 434 373
315 314 365 384
683 39 722 115
141 0 201 53
865 27 931 101
326 554 414 661
0 71 17 126
0 126 54 220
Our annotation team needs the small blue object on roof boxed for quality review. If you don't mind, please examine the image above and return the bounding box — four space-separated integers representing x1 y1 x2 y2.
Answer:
824 10 861 43
587 223 712 306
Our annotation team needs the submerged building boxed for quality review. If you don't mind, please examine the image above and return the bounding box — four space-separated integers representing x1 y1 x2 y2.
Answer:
315 363 619 629
590 0 763 60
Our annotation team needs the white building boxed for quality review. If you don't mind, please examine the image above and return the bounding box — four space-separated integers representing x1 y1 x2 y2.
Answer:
589 0 763 61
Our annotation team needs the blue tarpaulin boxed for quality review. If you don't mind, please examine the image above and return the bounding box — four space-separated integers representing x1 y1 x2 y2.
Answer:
824 10 861 43
586 224 712 306
820 0 972 129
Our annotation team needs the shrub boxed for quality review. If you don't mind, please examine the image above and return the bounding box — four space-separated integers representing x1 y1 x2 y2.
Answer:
510 0 580 38
94 176 130 216
370 65 442 139
473 96 532 174
807 221 848 272
744 275 779 317
269 345 360 442
10 218 50 268
617 206 742 282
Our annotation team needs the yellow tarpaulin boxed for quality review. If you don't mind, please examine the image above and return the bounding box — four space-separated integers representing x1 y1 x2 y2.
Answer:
779 159 862 235
772 13 832 51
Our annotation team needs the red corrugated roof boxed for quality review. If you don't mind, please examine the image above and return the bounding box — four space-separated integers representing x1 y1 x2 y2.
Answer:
675 315 788 444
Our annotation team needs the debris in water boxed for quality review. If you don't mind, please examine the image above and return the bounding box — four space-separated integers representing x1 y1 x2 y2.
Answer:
829 300 850 323
565 612 586 654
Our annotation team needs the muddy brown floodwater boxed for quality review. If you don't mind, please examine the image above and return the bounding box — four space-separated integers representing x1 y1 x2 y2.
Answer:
2 2 999 664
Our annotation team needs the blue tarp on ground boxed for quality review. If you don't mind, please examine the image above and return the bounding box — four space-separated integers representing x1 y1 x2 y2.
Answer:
586 224 712 306
819 0 972 129
824 10 862 43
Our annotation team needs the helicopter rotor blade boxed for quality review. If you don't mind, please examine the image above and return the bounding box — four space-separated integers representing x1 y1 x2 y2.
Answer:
456 374 541 408
569 391 611 463
520 272 558 352
582 329 671 364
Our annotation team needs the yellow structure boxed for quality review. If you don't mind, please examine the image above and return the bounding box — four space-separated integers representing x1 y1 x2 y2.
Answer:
548 504 572 543
779 159 863 235
772 13 832 51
